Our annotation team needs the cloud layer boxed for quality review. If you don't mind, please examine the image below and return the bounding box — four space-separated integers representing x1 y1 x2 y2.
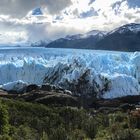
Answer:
0 0 140 44
0 0 72 17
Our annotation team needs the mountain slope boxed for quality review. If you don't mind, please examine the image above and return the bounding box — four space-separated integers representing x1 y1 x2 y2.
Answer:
97 23 140 51
46 30 105 49
46 23 140 52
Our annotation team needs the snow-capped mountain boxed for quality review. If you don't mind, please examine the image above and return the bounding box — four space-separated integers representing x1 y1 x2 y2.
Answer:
46 30 106 49
97 23 140 51
0 47 139 99
46 23 140 51
65 34 83 40
108 23 140 34
1 23 140 51
86 30 107 37
65 30 106 40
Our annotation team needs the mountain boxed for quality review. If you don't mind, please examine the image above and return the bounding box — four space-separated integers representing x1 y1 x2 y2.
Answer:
46 30 106 49
108 23 140 34
97 23 140 51
46 23 140 52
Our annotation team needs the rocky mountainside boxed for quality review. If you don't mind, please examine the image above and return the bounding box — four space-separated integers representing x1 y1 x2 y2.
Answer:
46 23 140 52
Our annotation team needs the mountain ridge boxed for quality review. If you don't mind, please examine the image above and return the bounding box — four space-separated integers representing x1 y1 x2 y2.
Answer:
46 23 140 52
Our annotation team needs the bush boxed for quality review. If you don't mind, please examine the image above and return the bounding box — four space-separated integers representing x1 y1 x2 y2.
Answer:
9 125 38 140
69 129 87 140
110 129 140 140
0 134 11 140
49 125 67 140
0 101 9 135
83 118 98 139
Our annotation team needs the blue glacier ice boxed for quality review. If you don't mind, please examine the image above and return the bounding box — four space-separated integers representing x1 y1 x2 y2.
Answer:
0 47 139 99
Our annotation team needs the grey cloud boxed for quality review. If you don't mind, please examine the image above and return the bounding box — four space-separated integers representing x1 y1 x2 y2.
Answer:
112 1 125 15
134 18 140 23
0 0 38 18
124 13 137 20
44 0 72 14
88 0 95 5
1 0 140 43
0 0 72 18
26 23 50 42
26 22 82 41
0 16 81 42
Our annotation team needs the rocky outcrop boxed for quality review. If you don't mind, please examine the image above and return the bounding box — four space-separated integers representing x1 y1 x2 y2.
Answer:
26 84 40 92
16 90 79 107
87 95 140 114
0 83 78 107
0 83 140 111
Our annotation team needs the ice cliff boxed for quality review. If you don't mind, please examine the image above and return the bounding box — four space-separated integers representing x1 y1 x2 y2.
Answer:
0 47 139 99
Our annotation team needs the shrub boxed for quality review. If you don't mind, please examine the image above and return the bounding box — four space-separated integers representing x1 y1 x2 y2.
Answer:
0 101 9 135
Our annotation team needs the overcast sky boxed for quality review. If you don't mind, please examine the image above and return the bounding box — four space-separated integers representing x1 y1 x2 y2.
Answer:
0 0 140 44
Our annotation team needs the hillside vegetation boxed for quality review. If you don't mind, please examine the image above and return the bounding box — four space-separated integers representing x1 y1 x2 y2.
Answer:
0 98 140 140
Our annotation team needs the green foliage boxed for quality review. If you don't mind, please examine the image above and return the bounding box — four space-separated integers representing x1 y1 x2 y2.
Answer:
0 100 9 135
0 134 11 140
49 125 67 140
83 117 98 139
129 116 140 129
0 98 139 140
110 129 140 140
95 129 111 140
9 125 38 140
69 129 87 140
40 131 49 140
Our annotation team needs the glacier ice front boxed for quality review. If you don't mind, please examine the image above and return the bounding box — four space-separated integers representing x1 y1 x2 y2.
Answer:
0 47 139 99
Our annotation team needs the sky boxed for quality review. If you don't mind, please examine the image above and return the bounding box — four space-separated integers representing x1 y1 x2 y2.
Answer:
0 0 140 44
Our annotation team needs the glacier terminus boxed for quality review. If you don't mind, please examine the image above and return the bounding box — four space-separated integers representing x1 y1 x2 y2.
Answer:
0 47 139 99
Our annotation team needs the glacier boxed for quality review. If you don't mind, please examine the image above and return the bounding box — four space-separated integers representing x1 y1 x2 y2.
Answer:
2 80 27 93
0 47 139 99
